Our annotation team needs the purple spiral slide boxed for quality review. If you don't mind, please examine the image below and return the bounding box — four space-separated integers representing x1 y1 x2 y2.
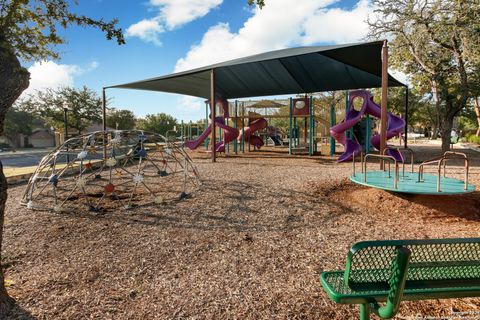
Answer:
184 117 239 152
330 90 405 162
238 118 268 148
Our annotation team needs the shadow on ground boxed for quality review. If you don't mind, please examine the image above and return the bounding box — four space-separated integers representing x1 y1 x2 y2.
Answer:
3 303 37 320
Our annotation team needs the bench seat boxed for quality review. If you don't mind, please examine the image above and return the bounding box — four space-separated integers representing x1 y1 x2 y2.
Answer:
321 270 480 305
319 238 480 319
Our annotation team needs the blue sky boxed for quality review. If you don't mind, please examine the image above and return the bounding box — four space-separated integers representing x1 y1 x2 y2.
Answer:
24 0 383 121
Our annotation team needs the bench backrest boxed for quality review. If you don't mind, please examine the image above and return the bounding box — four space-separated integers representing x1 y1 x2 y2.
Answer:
344 238 480 291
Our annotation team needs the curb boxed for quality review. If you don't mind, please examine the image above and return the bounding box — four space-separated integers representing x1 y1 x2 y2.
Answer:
6 172 33 185
458 143 480 153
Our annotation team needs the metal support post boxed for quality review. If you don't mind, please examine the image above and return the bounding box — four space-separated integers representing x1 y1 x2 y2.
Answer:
289 98 293 155
234 100 238 154
380 40 389 169
210 69 216 162
204 102 209 150
330 103 336 156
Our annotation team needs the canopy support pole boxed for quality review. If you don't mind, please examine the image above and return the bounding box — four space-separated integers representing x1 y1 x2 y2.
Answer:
204 102 209 150
289 98 293 155
330 102 336 156
241 102 245 153
345 91 350 139
404 86 409 148
210 69 216 162
102 88 107 159
380 40 388 170
309 95 313 156
234 100 238 154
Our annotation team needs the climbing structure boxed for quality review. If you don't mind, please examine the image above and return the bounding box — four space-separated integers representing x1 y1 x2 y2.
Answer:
330 90 405 162
184 98 239 152
21 130 201 213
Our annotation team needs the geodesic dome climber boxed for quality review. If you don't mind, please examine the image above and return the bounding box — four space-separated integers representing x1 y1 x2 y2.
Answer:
21 130 201 213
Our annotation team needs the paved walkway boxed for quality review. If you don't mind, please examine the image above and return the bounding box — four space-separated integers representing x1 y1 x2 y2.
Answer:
0 147 54 158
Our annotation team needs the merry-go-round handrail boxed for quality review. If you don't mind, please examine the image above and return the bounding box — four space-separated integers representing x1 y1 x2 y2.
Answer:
418 151 469 192
382 147 415 177
363 154 399 189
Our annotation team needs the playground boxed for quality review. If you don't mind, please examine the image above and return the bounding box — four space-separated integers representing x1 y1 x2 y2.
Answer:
3 41 480 319
2 143 479 319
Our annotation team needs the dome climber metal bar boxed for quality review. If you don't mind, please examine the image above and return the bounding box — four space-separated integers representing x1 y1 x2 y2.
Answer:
21 130 201 213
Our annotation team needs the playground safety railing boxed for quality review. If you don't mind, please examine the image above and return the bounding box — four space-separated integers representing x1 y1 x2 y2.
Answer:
351 151 363 177
362 154 399 189
382 147 415 178
418 151 469 192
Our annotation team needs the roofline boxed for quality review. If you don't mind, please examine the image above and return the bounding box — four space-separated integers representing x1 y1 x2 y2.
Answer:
105 40 388 89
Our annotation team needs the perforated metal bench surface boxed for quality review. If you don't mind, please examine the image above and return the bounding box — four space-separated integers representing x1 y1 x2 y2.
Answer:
320 238 480 319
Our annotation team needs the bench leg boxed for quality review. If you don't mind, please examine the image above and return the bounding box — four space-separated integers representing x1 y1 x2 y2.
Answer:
360 303 370 320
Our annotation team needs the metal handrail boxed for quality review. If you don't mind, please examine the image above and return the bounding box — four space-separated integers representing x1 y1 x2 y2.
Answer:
418 151 469 192
352 151 364 177
382 147 415 178
441 152 469 190
363 154 399 189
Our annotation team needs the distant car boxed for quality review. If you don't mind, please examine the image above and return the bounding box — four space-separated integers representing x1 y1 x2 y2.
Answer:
407 132 424 138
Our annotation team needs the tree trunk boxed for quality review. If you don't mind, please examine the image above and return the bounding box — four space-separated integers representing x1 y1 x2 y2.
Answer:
432 126 439 140
474 97 480 137
0 160 13 314
429 80 442 140
0 38 30 313
440 116 454 152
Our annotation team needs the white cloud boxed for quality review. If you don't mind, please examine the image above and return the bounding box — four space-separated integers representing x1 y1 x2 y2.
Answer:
174 0 376 72
126 0 222 45
302 0 374 44
125 19 164 46
88 61 100 70
173 0 379 117
22 60 98 96
177 96 204 111
151 0 223 29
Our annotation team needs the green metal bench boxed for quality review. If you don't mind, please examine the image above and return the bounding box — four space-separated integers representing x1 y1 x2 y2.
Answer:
320 238 480 319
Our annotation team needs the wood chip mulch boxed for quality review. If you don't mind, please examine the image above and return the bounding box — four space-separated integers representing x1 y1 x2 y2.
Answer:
2 144 479 319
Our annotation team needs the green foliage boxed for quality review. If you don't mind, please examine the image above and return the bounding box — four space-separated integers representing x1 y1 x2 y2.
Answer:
247 0 265 8
371 87 434 131
136 113 178 135
457 116 477 131
18 86 102 135
456 105 478 132
3 106 34 146
368 0 480 150
0 0 125 61
465 133 480 145
106 109 136 130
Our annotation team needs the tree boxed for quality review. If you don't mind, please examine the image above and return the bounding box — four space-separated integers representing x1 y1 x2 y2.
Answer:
371 87 435 135
368 0 480 151
136 113 178 135
247 0 265 8
3 107 34 147
471 70 480 136
22 86 103 135
106 108 136 130
0 0 124 312
456 105 477 135
474 97 480 136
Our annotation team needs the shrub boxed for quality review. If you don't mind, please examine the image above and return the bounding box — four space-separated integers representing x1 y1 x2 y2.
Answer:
0 142 10 149
467 134 480 145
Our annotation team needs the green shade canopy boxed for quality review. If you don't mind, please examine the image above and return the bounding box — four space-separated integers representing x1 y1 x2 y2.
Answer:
108 41 404 99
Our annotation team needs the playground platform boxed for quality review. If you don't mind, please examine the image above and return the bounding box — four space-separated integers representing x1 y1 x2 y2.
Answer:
350 171 476 195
